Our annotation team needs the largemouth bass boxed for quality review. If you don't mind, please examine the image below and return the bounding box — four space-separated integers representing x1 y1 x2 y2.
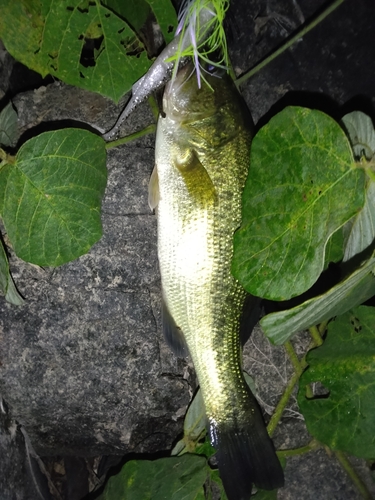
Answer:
150 62 284 499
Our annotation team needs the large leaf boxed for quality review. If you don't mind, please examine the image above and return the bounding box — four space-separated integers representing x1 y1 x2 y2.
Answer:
97 455 208 500
298 306 375 459
0 0 152 102
260 255 375 345
0 129 107 266
0 102 18 147
0 237 24 305
232 107 364 301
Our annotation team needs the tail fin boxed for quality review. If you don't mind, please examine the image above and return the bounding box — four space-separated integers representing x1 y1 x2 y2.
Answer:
209 389 284 500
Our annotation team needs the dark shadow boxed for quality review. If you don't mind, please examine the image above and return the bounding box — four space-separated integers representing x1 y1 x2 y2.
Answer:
255 90 375 133
256 90 342 132
83 448 173 500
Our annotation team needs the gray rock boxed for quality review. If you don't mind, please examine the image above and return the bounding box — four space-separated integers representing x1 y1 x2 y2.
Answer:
0 80 190 462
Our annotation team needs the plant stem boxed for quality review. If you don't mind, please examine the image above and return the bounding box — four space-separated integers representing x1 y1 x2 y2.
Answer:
105 124 156 150
309 325 323 346
318 320 329 335
267 369 300 437
278 439 320 458
235 0 346 87
335 451 374 500
284 341 304 375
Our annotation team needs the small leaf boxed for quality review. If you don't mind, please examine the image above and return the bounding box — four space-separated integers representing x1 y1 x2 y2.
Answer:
172 373 257 456
0 129 107 266
0 102 18 147
97 455 208 500
184 389 206 442
0 236 24 305
194 436 216 458
342 111 375 160
298 306 375 459
260 254 375 345
232 106 364 301
146 0 177 43
0 0 152 102
252 487 278 499
243 371 257 395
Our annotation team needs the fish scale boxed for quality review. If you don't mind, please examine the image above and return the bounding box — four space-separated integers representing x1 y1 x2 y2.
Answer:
152 62 284 499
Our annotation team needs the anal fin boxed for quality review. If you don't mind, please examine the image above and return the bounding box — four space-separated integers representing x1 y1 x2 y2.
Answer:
162 299 189 358
148 165 160 210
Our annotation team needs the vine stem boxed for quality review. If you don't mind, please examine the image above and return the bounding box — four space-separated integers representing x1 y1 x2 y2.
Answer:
278 439 320 458
105 124 156 150
235 0 346 87
267 369 299 437
309 325 323 346
335 451 374 500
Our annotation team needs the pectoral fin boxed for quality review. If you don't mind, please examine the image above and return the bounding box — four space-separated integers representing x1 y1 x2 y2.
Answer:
162 299 189 358
148 165 160 210
173 149 216 205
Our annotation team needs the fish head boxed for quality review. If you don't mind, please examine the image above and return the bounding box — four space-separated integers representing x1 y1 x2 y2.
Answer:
162 62 252 150
163 63 229 122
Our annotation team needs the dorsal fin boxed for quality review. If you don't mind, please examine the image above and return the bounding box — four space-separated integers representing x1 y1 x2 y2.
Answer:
162 299 189 358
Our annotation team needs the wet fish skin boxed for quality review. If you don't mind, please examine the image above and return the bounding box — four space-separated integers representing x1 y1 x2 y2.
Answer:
153 63 284 499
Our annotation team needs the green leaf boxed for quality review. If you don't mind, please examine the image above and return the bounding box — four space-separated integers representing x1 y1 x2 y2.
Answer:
0 237 24 305
342 111 375 160
343 180 375 262
298 306 375 459
324 226 344 268
209 469 228 500
146 0 177 43
101 0 151 33
194 436 216 458
232 106 364 301
97 455 208 500
0 129 107 266
171 388 206 456
0 102 18 147
260 254 375 345
0 0 151 102
252 487 278 500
